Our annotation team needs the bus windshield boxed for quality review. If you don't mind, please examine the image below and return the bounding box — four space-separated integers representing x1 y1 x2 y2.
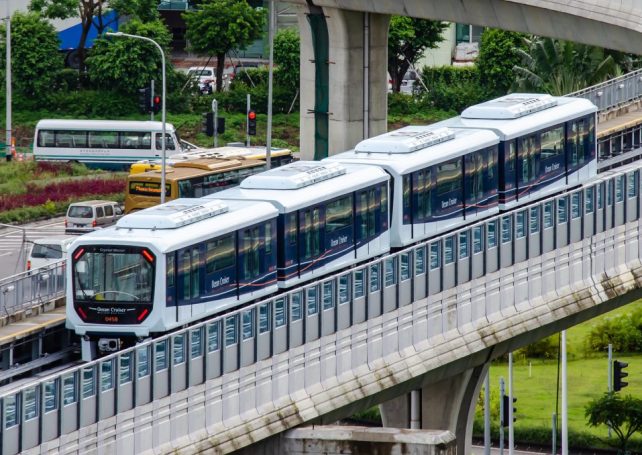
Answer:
73 246 154 303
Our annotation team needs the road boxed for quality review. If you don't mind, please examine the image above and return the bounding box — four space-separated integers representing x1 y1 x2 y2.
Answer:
0 217 69 279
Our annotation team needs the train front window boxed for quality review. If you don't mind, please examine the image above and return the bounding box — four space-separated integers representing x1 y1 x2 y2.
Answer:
73 247 154 303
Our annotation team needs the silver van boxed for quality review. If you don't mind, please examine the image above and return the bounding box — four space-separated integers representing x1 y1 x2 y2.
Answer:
65 200 123 234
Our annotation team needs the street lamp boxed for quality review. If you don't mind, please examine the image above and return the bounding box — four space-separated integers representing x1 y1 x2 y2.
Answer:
106 31 168 204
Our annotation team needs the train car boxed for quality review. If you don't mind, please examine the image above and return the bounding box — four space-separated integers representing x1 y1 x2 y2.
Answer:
442 93 597 209
214 161 390 288
326 125 499 248
66 198 279 360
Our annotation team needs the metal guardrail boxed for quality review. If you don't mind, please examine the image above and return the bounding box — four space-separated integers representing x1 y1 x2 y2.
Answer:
568 68 642 111
0 261 66 318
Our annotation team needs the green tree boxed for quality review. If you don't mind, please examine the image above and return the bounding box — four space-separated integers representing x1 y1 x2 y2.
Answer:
109 0 161 22
183 0 264 92
0 12 64 100
585 392 642 453
476 28 525 96
274 28 300 92
86 18 173 95
387 16 447 93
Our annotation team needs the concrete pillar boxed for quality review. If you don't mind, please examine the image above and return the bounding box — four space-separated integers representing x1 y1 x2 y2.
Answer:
379 393 410 428
297 6 390 160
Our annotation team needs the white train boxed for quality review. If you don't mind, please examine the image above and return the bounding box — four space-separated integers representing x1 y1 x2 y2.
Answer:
66 94 598 359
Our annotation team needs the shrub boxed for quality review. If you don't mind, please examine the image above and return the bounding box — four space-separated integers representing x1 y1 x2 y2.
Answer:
586 312 642 353
419 66 490 112
515 335 559 359
47 90 137 118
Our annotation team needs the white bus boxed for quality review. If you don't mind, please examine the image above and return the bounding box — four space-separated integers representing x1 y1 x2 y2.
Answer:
33 119 183 170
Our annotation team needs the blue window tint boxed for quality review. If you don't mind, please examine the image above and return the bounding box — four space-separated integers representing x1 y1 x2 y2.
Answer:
339 275 350 304
459 231 469 259
120 353 132 384
415 247 425 275
616 175 624 202
242 309 255 339
401 253 410 281
628 173 637 198
259 303 271 333
558 197 568 223
544 201 553 228
430 242 440 269
207 322 219 352
307 288 318 315
323 281 334 310
191 328 202 358
516 211 526 238
473 226 483 254
225 316 238 345
83 367 95 398
137 346 150 378
487 220 497 248
63 374 76 405
370 263 380 292
23 388 37 421
173 334 185 364
385 258 396 286
501 216 512 243
354 270 365 298
585 188 594 214
530 207 540 234
44 380 57 413
275 298 287 326
155 340 168 371
444 236 455 264
571 193 581 219
101 360 113 391
291 292 303 320
4 395 18 428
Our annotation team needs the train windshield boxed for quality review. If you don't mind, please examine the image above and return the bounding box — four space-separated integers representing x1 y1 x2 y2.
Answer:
72 246 155 303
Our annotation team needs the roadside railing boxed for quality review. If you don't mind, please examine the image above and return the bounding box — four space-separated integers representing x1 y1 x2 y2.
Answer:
568 68 642 111
0 261 66 318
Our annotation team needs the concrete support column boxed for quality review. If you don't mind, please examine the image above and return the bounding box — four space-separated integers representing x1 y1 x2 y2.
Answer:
297 5 389 160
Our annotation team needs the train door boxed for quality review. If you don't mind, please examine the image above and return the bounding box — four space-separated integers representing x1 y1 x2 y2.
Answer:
298 206 324 277
177 246 203 322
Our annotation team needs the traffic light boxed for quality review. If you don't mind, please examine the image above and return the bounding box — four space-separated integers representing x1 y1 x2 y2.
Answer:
248 110 257 136
501 394 517 428
614 360 629 391
152 95 162 114
138 87 151 114
216 117 226 135
202 112 214 137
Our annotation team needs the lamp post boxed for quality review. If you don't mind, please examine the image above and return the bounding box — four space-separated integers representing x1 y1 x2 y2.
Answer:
5 0 11 159
106 31 167 204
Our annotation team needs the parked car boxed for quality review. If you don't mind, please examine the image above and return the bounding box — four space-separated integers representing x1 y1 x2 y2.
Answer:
26 236 75 274
65 200 123 234
187 66 216 94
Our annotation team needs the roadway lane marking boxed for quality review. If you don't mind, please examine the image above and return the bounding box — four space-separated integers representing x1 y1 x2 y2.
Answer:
0 252 13 257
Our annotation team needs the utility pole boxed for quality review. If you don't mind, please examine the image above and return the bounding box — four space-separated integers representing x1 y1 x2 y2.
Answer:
5 0 11 158
265 0 275 169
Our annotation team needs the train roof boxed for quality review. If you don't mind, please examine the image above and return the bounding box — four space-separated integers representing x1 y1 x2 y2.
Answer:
325 126 497 174
214 161 389 211
440 94 596 139
35 119 177 132
72 198 277 253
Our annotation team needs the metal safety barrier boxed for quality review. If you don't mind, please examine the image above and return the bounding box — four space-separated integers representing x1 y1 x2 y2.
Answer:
568 68 642 111
0 261 66 318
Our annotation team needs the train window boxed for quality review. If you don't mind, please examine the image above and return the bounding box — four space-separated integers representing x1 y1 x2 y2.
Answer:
83 367 95 398
354 269 365 298
486 145 498 198
307 287 318 315
403 175 411 223
530 207 540 234
206 234 235 274
415 247 425 275
567 120 580 167
473 226 484 254
191 249 200 299
444 236 455 264
385 257 396 287
501 216 512 243
191 328 202 358
571 193 581 219
326 195 353 232
370 263 380 292
414 169 432 221
558 197 568 224
44 380 57 413
540 125 564 160
259 303 271 333
23 387 38 421
465 151 484 206
167 254 175 288
208 322 220 352
225 315 238 345
437 159 462 196
243 227 261 280
291 292 303 321
628 173 637 198
518 134 539 185
339 275 351 303
516 211 526 238
120 353 132 384
459 232 469 259
544 201 553 228
487 221 497 248
302 209 322 260
155 340 168 371
585 188 594 214
368 188 377 236
275 298 287 326
265 222 272 254
430 242 440 270
401 253 410 281
4 394 18 428
323 281 334 309
137 346 150 377
287 213 297 246
381 183 389 230
615 176 624 202
242 309 255 340
63 374 76 405
173 334 185 364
